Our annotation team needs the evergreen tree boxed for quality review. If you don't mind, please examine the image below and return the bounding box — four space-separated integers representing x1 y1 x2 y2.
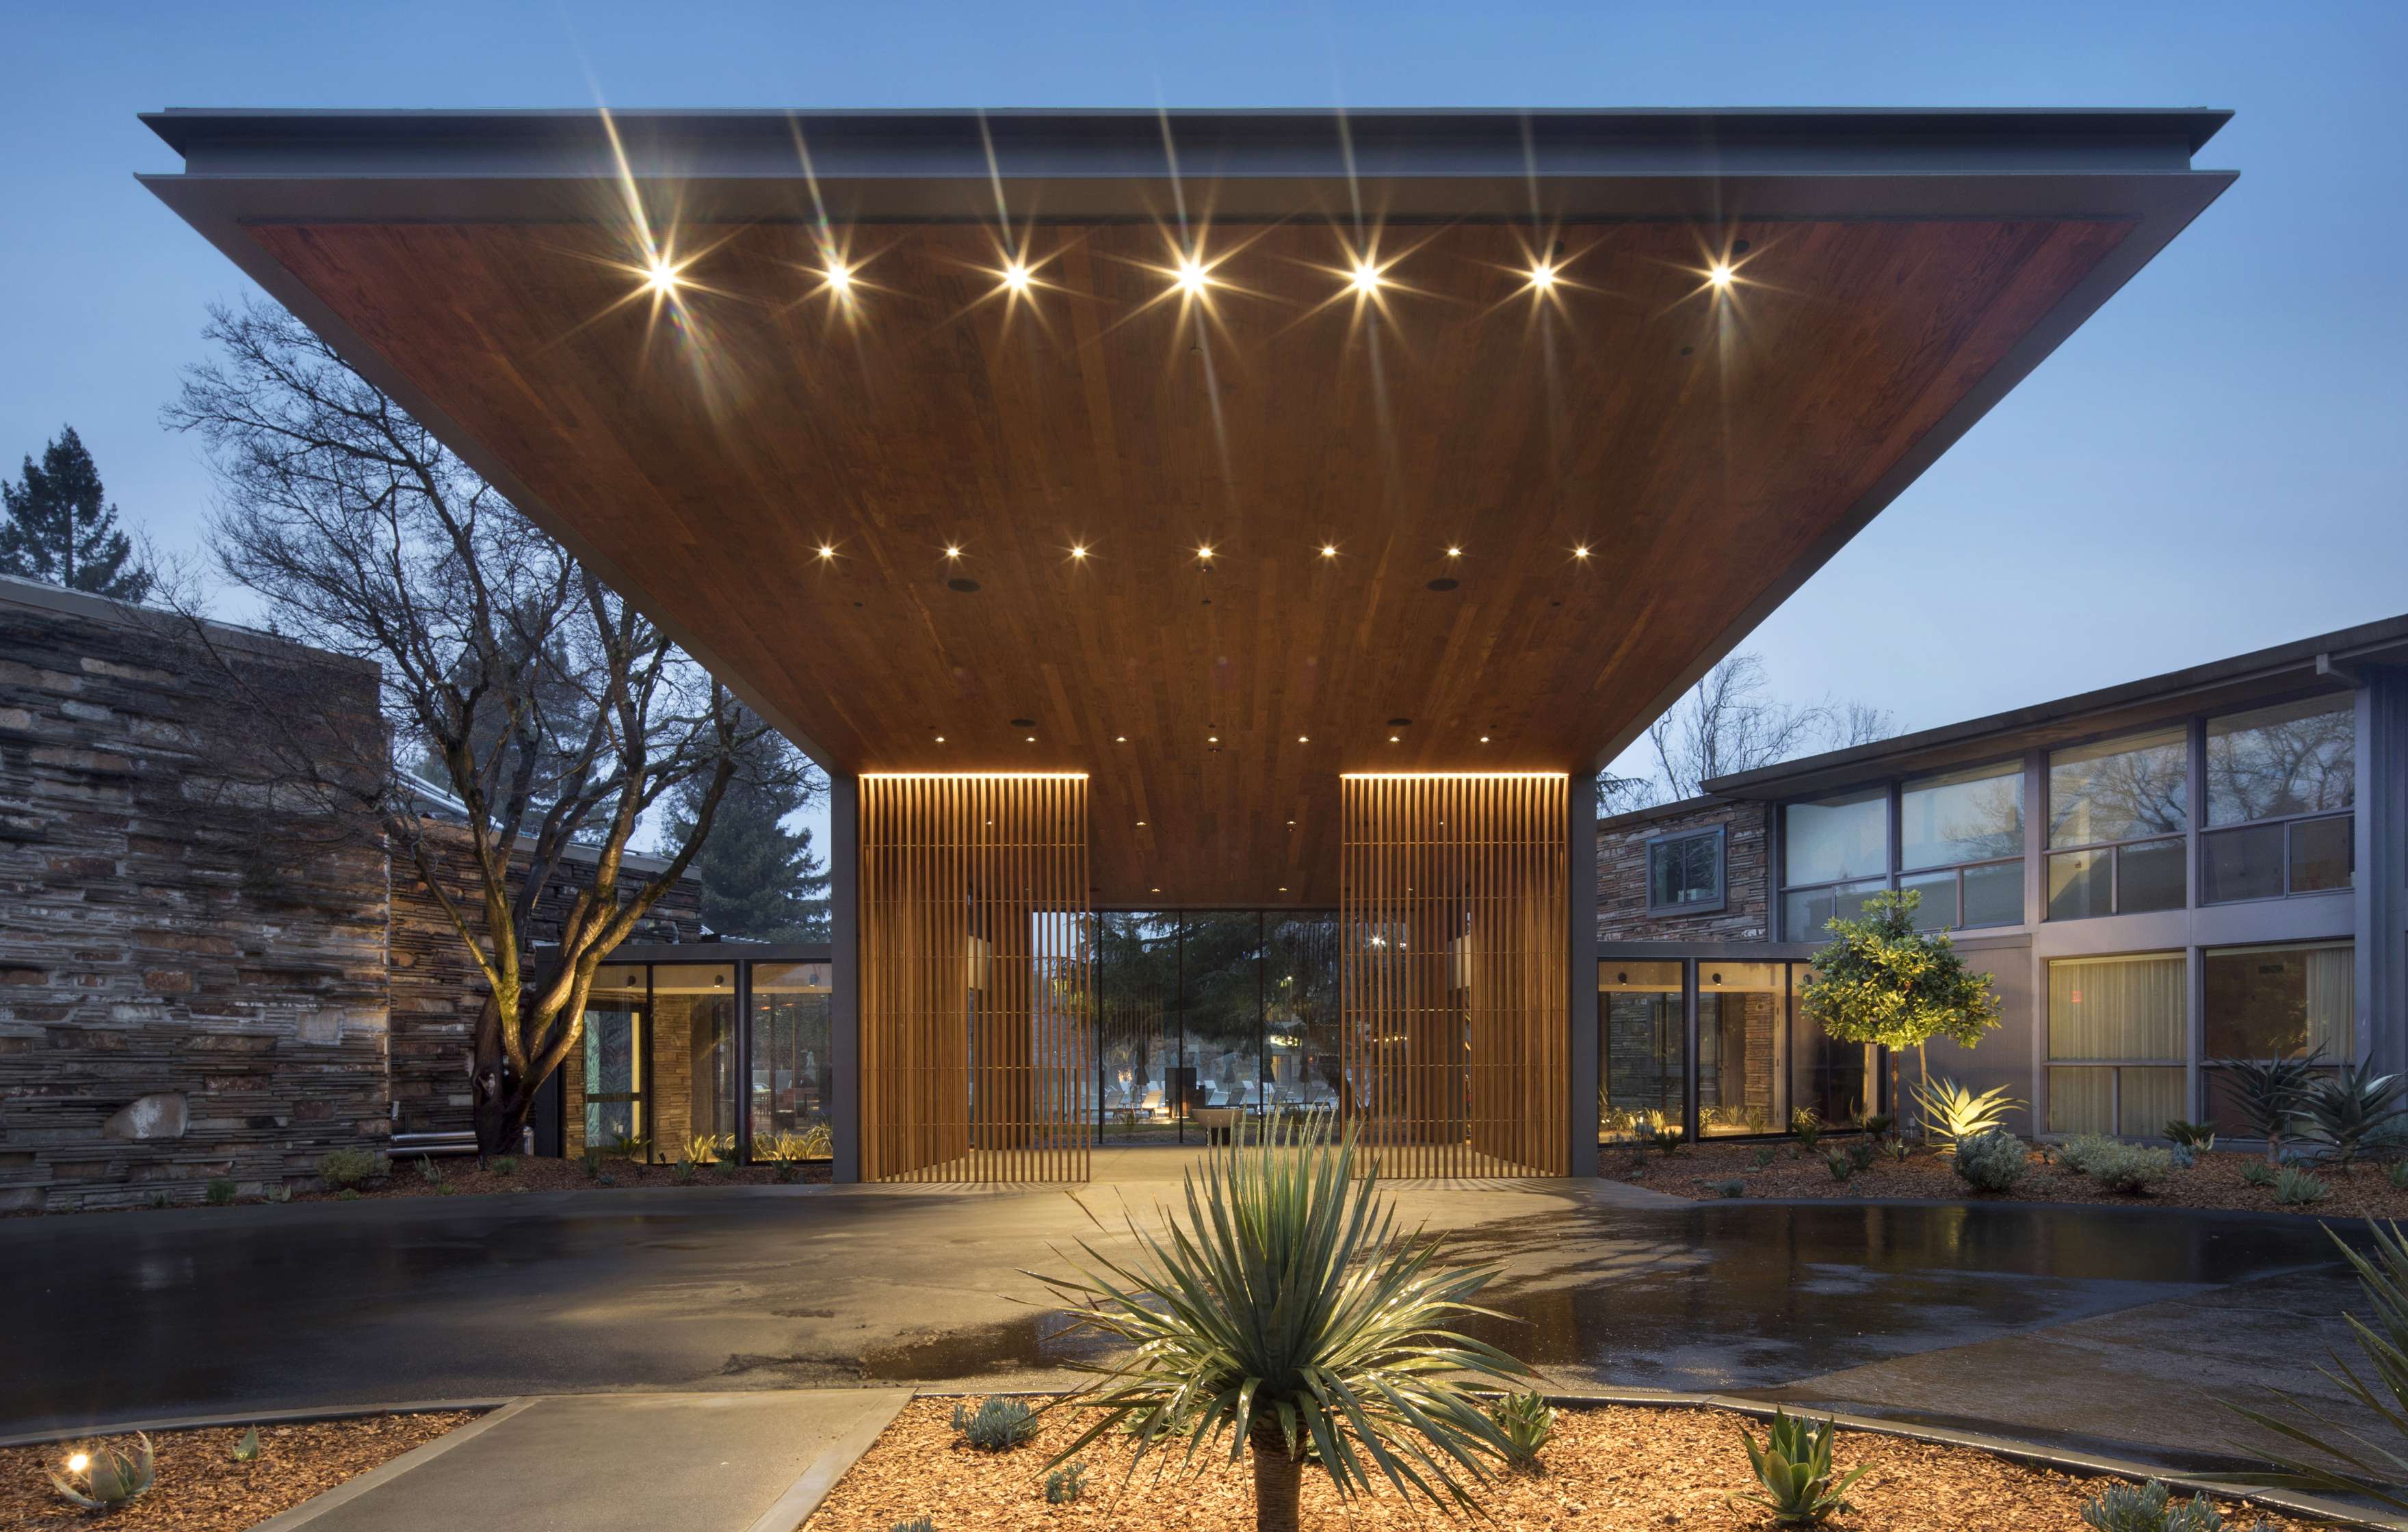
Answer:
1 426 153 600
665 728 828 941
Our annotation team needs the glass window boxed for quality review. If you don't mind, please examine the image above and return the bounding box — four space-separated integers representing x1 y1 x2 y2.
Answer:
1961 860 2025 928
1598 961 1684 1142
650 963 740 1164
2049 953 2186 1061
2204 942 2354 1060
1265 914 1342 1120
1647 828 1725 912
2206 696 2354 824
2290 816 2353 893
1781 877 1887 942
577 964 647 1154
1901 762 2024 870
1792 965 1874 1124
2049 728 2188 848
1785 789 1889 887
2118 837 2186 912
1899 869 1958 931
750 962 833 1158
2046 849 2110 922
2203 823 2285 904
1699 962 1787 1136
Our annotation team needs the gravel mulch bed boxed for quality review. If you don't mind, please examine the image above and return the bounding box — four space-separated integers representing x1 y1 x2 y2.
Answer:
1 1413 475 1532
1621 1138 2408 1218
803 1398 2318 1532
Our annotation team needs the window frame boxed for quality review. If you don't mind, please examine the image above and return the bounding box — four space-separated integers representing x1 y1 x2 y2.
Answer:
1644 824 1728 916
1777 756 2029 940
2199 807 2355 906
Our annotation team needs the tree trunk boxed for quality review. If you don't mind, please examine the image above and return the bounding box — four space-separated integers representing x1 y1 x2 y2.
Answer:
1250 1424 1303 1532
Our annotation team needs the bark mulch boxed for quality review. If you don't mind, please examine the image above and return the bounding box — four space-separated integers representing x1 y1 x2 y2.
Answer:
1623 1138 2408 1219
1 1413 475 1532
802 1399 2318 1532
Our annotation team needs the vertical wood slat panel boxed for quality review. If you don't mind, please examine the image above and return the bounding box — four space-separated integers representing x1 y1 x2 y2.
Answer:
1340 774 1568 1178
859 774 1090 1183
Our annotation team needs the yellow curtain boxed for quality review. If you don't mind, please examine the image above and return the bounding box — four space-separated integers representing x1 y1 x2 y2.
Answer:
2305 944 2357 1057
2049 953 2186 1061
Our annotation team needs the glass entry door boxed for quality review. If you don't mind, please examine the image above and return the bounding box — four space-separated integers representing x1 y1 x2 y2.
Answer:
579 964 646 1152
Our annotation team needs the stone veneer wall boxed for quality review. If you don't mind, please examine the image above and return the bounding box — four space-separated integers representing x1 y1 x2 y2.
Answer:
1 578 707 1207
1596 797 1772 942
0 581 390 1212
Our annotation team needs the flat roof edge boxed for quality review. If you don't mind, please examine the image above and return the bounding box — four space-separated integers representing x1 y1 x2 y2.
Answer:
1702 611 2408 799
141 105 2232 177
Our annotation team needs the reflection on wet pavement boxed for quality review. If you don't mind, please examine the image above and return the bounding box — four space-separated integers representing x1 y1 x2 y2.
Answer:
852 1200 2350 1388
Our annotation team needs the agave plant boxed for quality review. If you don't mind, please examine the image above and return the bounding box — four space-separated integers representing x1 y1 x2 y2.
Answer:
1490 1392 1557 1470
2290 1063 2408 1172
2225 1219 2408 1511
1908 1076 2023 1156
1734 1410 1866 1526
2212 1053 2322 1161
1031 1111 1529 1532
49 1435 156 1509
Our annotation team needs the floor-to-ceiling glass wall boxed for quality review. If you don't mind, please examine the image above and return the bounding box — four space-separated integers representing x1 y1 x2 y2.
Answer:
650 961 740 1164
1600 955 1881 1147
1093 911 1339 1144
750 960 833 1159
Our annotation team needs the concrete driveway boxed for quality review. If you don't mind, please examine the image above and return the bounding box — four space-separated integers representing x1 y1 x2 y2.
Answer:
0 1163 2370 1473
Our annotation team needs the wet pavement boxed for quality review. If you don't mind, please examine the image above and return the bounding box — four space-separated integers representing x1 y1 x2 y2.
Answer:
0 1176 2367 1469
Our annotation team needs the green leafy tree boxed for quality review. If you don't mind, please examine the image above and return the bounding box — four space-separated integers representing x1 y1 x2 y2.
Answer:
1798 889 2002 1122
1 425 153 600
662 722 827 941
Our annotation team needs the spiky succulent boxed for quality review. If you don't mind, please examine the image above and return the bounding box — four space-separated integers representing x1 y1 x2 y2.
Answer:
1909 1076 2024 1155
49 1436 155 1509
1734 1411 1865 1526
1489 1391 1556 1470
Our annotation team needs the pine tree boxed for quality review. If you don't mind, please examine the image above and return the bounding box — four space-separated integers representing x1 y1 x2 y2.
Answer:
664 728 828 942
0 426 153 600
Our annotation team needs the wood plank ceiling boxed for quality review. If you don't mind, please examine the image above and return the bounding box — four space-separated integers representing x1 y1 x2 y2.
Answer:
250 214 2127 906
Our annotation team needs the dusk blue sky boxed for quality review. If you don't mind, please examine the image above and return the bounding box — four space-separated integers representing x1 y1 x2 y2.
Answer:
5 1 2404 822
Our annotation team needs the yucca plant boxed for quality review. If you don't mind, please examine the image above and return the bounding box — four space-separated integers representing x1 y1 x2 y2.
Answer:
2225 1220 2408 1511
1031 1110 1530 1532
1489 1392 1556 1470
2163 1120 2219 1152
49 1435 156 1509
1734 1411 1866 1526
1909 1076 2024 1156
2212 1053 2322 1162
2290 1063 2408 1172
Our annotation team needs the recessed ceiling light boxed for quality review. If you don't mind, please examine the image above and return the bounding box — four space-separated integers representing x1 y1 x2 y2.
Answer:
934 735 945 742
1196 544 1214 560
1530 261 1557 291
1137 820 1147 826
1115 735 1127 743
1573 545 1591 559
816 544 836 560
1208 735 1219 743
1296 735 1309 743
1480 735 1491 743
1446 546 1462 558
1003 262 1032 293
644 258 679 294
1069 544 1088 559
1287 819 1296 826
1278 886 1288 893
1176 258 1209 295
1350 261 1382 294
944 545 963 559
824 261 852 295
1708 263 1735 289
1320 544 1338 558
1151 887 1161 894
1389 735 1400 743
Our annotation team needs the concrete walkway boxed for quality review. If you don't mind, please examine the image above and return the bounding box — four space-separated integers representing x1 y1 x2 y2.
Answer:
259 1390 909 1532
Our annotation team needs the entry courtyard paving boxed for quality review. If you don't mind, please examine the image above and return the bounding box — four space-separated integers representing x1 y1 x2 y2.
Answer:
0 1154 2368 1477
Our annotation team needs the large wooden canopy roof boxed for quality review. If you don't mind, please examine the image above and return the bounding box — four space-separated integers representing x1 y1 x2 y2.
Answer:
144 109 2231 906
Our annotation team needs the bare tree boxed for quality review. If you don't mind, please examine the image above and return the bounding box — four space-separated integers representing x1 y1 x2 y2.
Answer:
1600 652 1902 813
162 300 783 1157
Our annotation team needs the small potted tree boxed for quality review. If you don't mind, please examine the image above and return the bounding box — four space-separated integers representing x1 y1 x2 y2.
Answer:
1798 890 2002 1135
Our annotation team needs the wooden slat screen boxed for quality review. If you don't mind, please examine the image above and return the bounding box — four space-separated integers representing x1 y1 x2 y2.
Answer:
860 774 1092 1183
1339 774 1569 1178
